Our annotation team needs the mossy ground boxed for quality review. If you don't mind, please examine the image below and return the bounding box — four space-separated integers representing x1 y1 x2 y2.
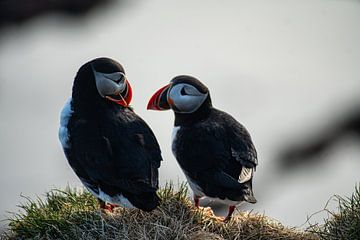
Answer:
2 183 359 240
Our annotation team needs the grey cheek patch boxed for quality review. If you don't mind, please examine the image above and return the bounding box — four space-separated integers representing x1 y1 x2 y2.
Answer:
176 95 207 113
169 84 208 113
102 72 123 81
92 69 124 97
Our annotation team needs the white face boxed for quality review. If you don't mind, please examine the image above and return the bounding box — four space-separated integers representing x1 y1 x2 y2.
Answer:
92 68 126 98
168 83 208 113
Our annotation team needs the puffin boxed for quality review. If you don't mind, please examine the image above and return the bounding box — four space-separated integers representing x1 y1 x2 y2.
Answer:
59 57 162 212
147 75 257 221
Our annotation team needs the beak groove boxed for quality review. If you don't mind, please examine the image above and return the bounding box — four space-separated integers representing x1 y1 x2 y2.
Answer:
147 84 171 110
107 80 133 107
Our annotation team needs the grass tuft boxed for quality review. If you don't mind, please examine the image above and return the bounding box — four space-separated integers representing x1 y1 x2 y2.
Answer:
6 187 99 239
307 184 360 240
3 183 358 239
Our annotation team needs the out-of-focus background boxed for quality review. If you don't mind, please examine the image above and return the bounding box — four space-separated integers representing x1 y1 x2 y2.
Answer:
1 0 359 230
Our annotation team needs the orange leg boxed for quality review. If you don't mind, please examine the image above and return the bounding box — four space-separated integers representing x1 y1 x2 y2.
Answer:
98 199 116 212
224 206 235 222
109 203 119 210
194 196 200 208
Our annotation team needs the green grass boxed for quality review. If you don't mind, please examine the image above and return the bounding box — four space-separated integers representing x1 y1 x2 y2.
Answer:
5 188 99 239
2 183 359 240
307 184 360 240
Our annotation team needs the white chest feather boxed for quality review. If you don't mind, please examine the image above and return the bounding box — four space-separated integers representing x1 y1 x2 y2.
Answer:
85 185 134 208
184 172 205 198
87 187 134 208
171 126 181 155
239 167 253 183
58 97 73 149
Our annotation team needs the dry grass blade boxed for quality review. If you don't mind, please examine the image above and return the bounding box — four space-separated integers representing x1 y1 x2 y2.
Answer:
3 183 357 240
307 184 360 240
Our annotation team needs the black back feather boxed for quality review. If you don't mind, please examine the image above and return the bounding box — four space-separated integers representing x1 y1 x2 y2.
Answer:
66 58 162 211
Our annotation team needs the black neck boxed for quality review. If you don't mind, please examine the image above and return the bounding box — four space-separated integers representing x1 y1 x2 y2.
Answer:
72 96 121 119
174 96 212 126
71 64 128 119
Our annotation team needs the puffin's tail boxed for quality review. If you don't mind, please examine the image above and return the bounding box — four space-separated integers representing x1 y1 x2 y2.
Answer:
242 181 257 204
127 192 161 212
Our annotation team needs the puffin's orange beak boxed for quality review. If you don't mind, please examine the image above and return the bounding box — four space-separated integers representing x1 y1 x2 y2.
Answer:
147 84 171 110
106 80 133 107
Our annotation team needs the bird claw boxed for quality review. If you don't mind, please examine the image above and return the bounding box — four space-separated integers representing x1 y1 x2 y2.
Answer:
99 202 119 213
223 216 232 222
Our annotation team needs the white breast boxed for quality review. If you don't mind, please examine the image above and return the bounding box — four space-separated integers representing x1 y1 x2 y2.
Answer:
239 167 253 183
183 171 205 198
86 185 134 208
58 97 73 150
171 126 181 155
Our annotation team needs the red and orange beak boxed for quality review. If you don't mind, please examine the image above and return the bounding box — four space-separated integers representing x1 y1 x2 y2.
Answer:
106 79 133 107
147 84 171 110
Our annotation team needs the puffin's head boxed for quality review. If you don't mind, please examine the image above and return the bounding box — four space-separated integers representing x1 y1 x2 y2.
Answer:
74 57 132 107
147 75 211 113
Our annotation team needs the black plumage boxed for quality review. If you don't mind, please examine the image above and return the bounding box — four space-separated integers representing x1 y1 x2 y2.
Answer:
148 75 257 220
60 58 162 212
173 108 257 202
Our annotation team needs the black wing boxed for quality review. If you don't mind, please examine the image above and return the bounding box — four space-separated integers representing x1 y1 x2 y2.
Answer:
174 113 243 189
226 114 258 169
67 111 162 210
130 116 162 189
175 109 256 201
223 110 257 202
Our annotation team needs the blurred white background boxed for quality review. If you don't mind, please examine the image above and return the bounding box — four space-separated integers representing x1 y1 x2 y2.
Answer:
1 0 360 229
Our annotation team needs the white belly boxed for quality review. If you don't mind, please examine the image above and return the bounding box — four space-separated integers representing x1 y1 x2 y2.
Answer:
184 172 244 206
58 97 73 149
183 171 205 198
171 126 181 155
207 197 244 206
86 186 134 208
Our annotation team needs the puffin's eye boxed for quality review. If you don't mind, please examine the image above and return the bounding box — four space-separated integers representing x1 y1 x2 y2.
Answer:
114 74 124 84
180 87 187 96
103 72 125 84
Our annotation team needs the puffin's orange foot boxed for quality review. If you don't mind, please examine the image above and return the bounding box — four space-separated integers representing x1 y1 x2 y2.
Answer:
109 204 119 210
223 206 235 222
194 197 200 208
223 216 231 222
98 199 118 212
103 204 114 212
